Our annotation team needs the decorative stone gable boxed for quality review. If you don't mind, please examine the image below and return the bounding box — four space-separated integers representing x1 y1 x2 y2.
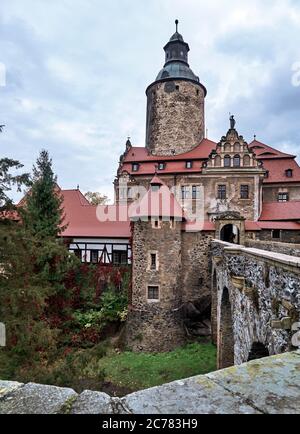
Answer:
205 119 263 171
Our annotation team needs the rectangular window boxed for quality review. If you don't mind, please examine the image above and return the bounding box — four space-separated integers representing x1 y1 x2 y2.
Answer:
127 187 133 199
192 185 201 199
119 187 127 200
90 250 99 264
286 169 293 178
240 185 249 199
158 162 165 170
147 286 159 301
113 251 128 265
272 230 281 239
218 185 226 200
132 163 139 172
181 186 190 200
186 161 193 169
278 193 289 203
150 253 157 270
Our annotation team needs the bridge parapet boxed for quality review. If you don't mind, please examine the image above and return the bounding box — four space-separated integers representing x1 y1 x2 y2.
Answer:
211 240 300 369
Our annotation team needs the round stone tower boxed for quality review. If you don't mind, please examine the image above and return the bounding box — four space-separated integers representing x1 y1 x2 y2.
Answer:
146 20 207 156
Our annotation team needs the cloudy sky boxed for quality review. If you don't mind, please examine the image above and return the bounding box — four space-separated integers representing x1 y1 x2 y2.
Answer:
1 0 300 202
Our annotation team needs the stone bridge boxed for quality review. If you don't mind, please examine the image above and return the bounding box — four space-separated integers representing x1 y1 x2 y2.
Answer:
211 240 300 369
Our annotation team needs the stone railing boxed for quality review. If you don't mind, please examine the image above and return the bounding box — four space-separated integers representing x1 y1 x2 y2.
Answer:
0 351 299 414
245 239 300 258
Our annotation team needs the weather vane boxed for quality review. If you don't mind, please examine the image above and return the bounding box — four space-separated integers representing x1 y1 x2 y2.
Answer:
175 19 179 32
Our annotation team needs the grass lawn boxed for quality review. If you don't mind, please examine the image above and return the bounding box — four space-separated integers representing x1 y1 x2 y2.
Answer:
95 341 217 393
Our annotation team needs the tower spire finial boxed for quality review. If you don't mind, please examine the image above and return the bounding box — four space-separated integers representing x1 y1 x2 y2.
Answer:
175 19 179 33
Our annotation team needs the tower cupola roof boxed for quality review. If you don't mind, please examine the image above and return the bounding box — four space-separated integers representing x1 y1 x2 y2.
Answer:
148 20 206 94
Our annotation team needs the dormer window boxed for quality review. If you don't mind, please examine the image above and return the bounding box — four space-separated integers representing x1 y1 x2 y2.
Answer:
151 185 160 192
278 193 289 203
158 162 166 170
286 169 293 178
186 161 193 169
132 163 139 172
265 170 269 179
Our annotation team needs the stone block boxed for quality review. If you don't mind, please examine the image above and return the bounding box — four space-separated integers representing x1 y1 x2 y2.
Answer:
281 317 293 330
70 390 113 414
271 320 282 329
281 299 294 311
208 352 300 414
122 377 259 414
0 383 77 414
231 276 245 290
0 381 23 398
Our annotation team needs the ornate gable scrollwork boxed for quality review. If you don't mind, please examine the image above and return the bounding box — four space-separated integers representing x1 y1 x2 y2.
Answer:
205 116 264 172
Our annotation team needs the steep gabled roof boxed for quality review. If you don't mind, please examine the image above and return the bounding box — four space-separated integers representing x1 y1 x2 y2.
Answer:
129 175 184 221
249 140 295 159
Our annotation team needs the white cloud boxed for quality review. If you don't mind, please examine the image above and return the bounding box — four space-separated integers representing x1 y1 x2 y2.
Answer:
0 0 299 203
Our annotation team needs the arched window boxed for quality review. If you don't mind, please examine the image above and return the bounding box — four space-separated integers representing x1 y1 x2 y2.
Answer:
233 155 241 167
224 143 231 152
234 142 240 152
224 155 231 167
214 155 221 167
243 155 251 166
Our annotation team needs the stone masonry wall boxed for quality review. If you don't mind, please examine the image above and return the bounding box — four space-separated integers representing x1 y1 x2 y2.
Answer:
181 231 214 302
146 80 205 155
126 220 186 352
258 229 300 244
211 241 300 368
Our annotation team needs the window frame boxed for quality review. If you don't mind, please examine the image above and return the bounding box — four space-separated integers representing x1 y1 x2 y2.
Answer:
181 186 190 200
132 163 139 172
278 192 289 203
240 185 250 200
233 154 241 167
90 250 99 264
147 285 160 302
112 250 128 266
224 155 231 167
272 230 281 240
217 184 227 200
186 161 193 169
192 185 201 200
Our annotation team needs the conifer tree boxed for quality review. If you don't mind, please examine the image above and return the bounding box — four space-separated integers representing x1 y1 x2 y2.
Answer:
23 150 65 238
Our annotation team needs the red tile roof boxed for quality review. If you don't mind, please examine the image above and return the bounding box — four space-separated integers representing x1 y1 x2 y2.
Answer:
121 139 217 176
260 158 300 184
129 176 184 220
124 139 217 163
249 140 295 159
61 190 131 238
245 221 261 231
260 201 300 221
257 221 300 230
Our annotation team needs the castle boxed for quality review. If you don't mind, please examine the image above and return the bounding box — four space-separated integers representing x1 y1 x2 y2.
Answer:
33 21 300 354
